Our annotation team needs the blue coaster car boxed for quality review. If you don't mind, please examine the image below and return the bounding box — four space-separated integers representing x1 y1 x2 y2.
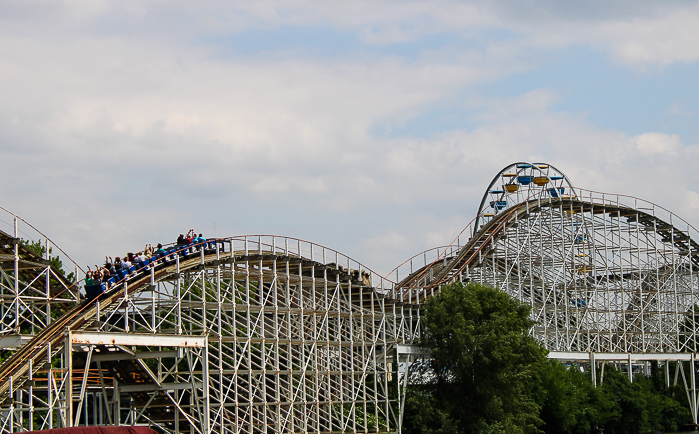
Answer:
85 283 106 301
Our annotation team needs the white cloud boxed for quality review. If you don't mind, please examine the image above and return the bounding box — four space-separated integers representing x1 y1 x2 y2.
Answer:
634 132 681 156
597 7 699 67
2 0 699 277
219 1 699 68
5 1 699 69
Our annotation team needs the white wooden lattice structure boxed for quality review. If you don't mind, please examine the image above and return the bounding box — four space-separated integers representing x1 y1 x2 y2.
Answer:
1 162 699 431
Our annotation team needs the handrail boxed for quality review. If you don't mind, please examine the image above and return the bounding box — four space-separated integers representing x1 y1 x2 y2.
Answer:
223 235 395 293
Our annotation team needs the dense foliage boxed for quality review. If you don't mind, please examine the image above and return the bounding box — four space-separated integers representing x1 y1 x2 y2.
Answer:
402 282 692 434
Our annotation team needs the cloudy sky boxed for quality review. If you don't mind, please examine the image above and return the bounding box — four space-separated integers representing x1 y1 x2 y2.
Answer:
2 0 699 276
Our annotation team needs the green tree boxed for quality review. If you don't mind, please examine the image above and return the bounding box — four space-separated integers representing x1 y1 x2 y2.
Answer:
20 238 75 282
536 361 690 434
405 282 548 434
536 361 619 434
596 366 690 434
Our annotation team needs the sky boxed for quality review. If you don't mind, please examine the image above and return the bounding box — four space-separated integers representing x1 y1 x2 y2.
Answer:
2 0 699 277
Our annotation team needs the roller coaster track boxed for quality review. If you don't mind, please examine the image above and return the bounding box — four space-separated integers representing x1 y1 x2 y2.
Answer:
397 196 699 296
2 162 699 432
390 190 699 359
0 236 406 433
0 244 198 398
0 238 394 386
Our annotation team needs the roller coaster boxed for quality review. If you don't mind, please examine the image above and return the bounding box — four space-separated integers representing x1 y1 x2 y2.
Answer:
0 162 698 433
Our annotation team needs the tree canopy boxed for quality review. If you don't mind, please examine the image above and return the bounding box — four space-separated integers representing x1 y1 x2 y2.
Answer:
402 282 692 434
405 282 547 434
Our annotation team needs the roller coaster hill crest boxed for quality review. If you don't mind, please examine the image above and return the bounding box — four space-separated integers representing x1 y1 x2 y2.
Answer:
1 161 699 433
